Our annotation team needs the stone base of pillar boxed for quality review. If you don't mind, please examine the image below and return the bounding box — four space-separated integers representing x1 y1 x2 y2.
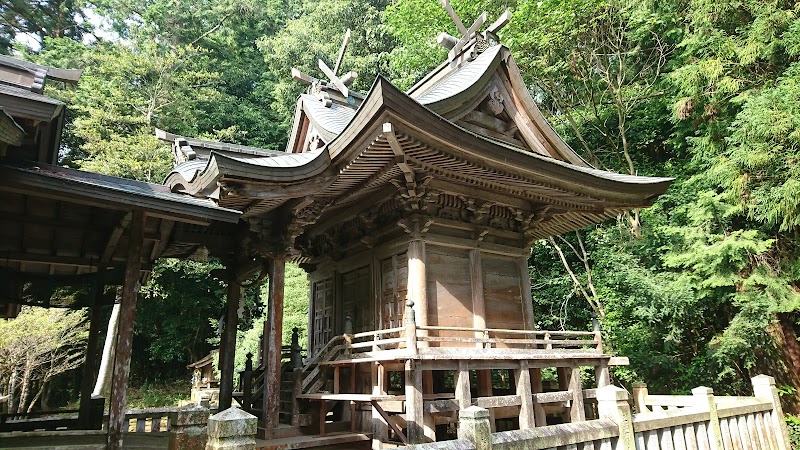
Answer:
206 407 258 450
169 404 209 450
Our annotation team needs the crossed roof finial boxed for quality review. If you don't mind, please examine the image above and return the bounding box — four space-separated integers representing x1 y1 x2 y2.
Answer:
437 0 511 62
291 29 358 107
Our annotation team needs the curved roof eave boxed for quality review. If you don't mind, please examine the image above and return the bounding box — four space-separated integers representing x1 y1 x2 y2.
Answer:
325 76 674 206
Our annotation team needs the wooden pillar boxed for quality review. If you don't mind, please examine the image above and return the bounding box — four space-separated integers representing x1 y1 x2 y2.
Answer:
569 365 585 422
264 256 285 433
519 256 534 330
371 362 388 449
476 370 495 432
107 209 144 450
455 361 471 410
78 303 102 428
530 368 546 426
515 360 535 429
218 277 241 411
470 250 486 347
404 359 425 444
422 371 436 441
407 239 428 336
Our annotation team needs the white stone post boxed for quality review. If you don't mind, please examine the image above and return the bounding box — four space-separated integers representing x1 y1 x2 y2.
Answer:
596 385 635 450
206 407 258 450
752 375 791 450
458 406 491 450
691 386 724 450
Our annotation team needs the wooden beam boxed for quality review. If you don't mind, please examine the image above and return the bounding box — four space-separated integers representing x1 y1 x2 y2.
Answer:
107 209 144 450
515 360 535 429
371 400 407 444
264 256 286 432
101 212 132 264
569 365 585 422
218 276 241 411
404 360 425 444
0 252 120 268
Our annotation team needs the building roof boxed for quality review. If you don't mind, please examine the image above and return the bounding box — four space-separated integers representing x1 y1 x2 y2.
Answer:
159 39 673 246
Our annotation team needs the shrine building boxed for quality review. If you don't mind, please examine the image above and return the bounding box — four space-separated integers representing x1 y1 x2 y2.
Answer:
156 9 672 448
0 6 674 450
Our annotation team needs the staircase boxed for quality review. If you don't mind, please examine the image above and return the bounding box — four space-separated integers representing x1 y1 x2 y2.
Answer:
234 333 352 426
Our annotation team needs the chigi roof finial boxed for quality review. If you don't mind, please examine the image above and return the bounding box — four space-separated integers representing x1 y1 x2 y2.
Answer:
436 1 511 63
291 28 358 107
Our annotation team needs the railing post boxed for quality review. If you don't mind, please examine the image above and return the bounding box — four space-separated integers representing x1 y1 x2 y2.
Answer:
206 407 257 450
242 353 253 412
405 300 418 356
692 386 724 450
632 382 648 414
344 315 353 335
291 367 302 426
168 404 209 450
752 374 791 450
291 327 302 369
458 406 491 450
597 385 635 450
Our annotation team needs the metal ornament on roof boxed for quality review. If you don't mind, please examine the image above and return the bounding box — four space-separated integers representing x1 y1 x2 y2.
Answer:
436 0 511 64
291 29 358 107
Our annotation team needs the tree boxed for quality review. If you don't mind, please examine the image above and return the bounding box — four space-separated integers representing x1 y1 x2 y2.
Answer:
0 307 87 413
0 0 93 53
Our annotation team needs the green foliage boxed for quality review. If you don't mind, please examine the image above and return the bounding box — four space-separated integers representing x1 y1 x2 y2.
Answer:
0 307 88 412
235 263 310 370
125 378 190 409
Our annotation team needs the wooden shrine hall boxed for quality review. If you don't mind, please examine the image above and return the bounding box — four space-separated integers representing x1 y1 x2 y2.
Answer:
155 6 674 450
0 56 243 449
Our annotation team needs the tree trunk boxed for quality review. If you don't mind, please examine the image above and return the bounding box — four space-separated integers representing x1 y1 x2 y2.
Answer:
16 363 32 414
94 302 121 398
8 368 17 413
26 379 48 413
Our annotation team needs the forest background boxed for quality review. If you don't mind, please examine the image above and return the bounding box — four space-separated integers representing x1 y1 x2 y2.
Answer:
2 0 800 424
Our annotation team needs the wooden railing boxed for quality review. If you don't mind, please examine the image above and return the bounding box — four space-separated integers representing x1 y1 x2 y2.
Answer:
395 375 791 450
416 326 601 351
102 407 181 433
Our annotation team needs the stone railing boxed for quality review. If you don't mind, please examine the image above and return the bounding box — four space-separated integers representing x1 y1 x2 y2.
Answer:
395 375 791 450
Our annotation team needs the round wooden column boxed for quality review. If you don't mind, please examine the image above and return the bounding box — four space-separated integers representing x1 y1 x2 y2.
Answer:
407 239 428 330
218 278 241 411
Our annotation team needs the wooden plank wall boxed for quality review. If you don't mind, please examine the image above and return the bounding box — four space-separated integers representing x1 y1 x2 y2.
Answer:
425 246 473 336
482 254 525 332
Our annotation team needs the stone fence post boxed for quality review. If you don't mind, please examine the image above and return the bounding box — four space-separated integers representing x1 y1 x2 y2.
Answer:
752 375 791 450
458 406 491 450
691 387 724 450
169 404 209 450
206 407 257 450
597 385 635 450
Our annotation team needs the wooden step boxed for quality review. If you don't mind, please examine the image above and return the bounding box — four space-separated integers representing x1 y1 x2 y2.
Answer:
256 431 371 450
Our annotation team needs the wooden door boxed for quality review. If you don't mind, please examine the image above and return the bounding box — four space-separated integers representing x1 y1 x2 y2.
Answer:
380 253 407 329
342 265 373 333
312 277 334 354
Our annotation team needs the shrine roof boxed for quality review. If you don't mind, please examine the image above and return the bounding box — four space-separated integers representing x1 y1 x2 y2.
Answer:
163 75 671 206
412 43 503 106
2 161 241 223
300 93 357 137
